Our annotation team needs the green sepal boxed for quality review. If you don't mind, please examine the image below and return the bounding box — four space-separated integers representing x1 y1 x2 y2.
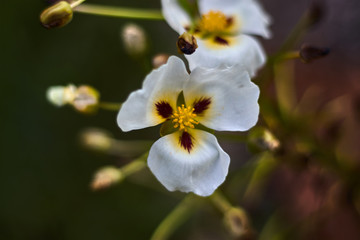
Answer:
160 120 177 137
176 91 186 107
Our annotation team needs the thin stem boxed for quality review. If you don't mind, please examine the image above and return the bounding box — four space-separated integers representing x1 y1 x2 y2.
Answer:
70 0 86 8
121 152 148 178
278 51 300 61
209 190 232 213
150 194 199 240
277 10 313 55
74 4 164 20
109 140 153 158
99 102 122 111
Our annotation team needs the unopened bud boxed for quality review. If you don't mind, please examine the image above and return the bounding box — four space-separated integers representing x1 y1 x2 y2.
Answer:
46 84 99 113
121 23 147 57
72 85 100 114
91 167 122 191
248 127 280 152
177 32 198 55
80 128 112 152
300 44 330 63
152 54 170 69
224 207 250 237
40 1 73 29
47 84 77 107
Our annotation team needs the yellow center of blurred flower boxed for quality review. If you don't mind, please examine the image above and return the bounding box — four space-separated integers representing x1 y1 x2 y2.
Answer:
199 11 228 33
171 104 199 132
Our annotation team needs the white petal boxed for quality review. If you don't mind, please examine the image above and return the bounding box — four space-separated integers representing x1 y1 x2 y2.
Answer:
46 86 66 107
186 35 266 76
148 129 230 197
198 0 271 38
117 56 189 132
161 0 191 34
184 64 260 132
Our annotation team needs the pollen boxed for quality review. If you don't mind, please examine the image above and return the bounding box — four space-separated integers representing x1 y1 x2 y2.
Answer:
199 11 228 33
171 104 199 132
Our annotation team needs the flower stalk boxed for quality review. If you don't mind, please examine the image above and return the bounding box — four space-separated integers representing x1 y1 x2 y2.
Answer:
99 102 122 111
70 0 86 8
73 4 164 20
150 194 200 240
210 191 252 237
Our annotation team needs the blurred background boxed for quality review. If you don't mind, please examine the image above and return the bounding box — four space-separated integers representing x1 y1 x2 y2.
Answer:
1 0 360 239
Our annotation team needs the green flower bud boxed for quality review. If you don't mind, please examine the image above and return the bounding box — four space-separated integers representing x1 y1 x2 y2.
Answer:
40 1 73 29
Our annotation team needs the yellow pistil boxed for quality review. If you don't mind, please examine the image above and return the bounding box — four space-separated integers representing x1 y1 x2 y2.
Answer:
171 104 199 132
199 10 227 33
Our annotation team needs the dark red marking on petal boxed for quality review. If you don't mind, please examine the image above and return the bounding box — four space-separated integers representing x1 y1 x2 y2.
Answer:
179 131 194 153
214 36 229 45
193 97 211 115
155 101 173 119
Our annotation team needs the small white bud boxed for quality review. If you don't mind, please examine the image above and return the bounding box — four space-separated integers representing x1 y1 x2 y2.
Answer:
91 167 122 191
121 23 147 57
81 128 112 152
152 54 170 69
46 86 67 106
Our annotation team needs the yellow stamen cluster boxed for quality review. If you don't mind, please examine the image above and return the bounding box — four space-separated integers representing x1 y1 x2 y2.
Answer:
171 104 199 131
199 10 228 33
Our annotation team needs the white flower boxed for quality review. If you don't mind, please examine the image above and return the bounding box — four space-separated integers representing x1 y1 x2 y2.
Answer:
117 56 260 196
161 0 271 76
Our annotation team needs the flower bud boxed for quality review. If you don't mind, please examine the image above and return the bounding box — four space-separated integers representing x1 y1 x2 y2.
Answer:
80 128 112 152
90 167 122 191
300 44 330 63
121 23 147 57
177 32 198 55
46 84 99 113
40 1 73 29
46 86 67 106
248 127 280 152
224 207 250 237
46 84 77 107
72 85 100 114
152 54 170 69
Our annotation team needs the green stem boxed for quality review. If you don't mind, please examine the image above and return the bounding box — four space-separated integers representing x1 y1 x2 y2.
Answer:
70 0 86 8
121 152 148 178
99 102 122 111
278 51 300 61
209 190 232 213
277 9 313 56
109 140 153 158
150 194 199 240
74 4 164 20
